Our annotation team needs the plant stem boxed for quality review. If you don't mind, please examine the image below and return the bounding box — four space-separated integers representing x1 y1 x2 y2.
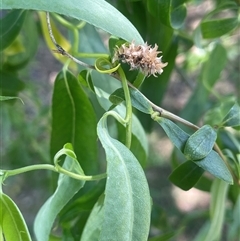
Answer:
1 164 107 182
118 67 132 149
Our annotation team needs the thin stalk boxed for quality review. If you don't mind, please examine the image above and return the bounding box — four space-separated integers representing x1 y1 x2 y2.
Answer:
56 165 107 181
1 164 107 182
118 67 132 148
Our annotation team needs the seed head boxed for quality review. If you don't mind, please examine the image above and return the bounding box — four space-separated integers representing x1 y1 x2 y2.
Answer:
113 41 168 77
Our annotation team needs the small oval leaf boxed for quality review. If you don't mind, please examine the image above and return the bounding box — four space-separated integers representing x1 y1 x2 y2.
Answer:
156 117 189 152
169 161 204 191
221 102 240 127
195 151 233 184
184 125 217 161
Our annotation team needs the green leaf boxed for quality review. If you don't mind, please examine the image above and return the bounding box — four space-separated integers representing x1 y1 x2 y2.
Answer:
2 0 143 44
171 3 187 29
180 43 227 123
34 146 85 241
3 12 39 69
81 194 105 241
195 150 233 184
156 117 189 152
0 96 24 104
0 70 25 96
184 125 217 161
169 161 204 191
221 102 240 127
50 70 97 174
0 193 31 241
109 88 154 114
201 18 238 39
78 70 95 92
0 10 27 51
202 179 229 241
97 114 151 241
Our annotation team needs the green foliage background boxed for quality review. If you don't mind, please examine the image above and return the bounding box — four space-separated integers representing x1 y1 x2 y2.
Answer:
0 0 240 240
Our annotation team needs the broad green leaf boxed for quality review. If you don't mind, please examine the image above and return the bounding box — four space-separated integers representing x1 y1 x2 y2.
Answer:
180 43 227 123
0 70 25 96
169 161 204 190
0 10 27 51
97 114 151 241
81 194 105 241
0 193 31 241
195 150 233 184
2 0 143 44
50 70 97 174
109 88 154 114
156 117 189 152
78 70 95 92
221 102 240 127
201 18 238 39
34 145 85 241
184 125 217 161
202 179 229 241
0 96 23 104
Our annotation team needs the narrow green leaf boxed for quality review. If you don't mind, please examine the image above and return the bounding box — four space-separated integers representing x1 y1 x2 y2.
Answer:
51 70 97 174
78 70 95 92
0 193 31 241
184 125 217 161
109 88 154 114
228 194 240 240
0 10 27 51
156 117 189 152
221 102 240 127
169 161 204 191
2 0 143 44
195 150 233 184
81 195 105 241
34 148 85 241
180 43 227 123
97 114 151 241
202 179 229 241
201 18 238 39
0 96 24 104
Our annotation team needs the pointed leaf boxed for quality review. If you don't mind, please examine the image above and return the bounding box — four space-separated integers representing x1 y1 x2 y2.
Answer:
156 117 189 152
109 88 154 114
2 0 143 44
184 125 217 161
50 70 97 174
34 146 85 241
221 102 240 127
81 195 105 241
195 151 233 184
169 161 204 191
97 114 151 241
201 18 238 39
0 10 27 51
202 179 229 241
0 193 31 241
0 96 24 104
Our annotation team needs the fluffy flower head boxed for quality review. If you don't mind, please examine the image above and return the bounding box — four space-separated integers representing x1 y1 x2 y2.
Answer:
113 41 168 77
